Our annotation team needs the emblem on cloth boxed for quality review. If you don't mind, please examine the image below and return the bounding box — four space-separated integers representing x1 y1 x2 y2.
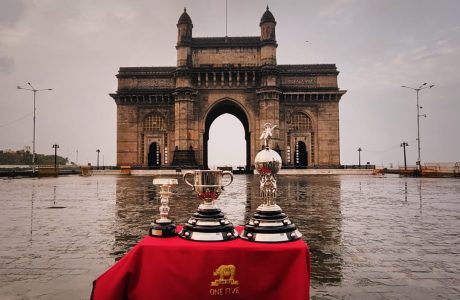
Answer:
210 264 239 286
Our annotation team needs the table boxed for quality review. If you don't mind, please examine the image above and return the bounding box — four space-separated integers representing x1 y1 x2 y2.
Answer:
91 228 310 300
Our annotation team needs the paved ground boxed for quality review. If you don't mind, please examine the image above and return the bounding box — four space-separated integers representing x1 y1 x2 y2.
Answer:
0 175 459 299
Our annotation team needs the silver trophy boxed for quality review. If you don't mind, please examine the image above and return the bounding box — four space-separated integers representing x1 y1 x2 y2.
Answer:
179 170 238 241
241 123 302 242
150 178 178 237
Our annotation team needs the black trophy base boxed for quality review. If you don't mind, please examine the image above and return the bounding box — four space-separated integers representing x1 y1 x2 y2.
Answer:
240 207 302 243
149 221 177 238
178 208 238 242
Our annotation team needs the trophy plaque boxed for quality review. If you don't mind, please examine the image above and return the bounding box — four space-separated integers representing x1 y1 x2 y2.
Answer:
149 178 178 238
241 123 302 242
179 170 238 241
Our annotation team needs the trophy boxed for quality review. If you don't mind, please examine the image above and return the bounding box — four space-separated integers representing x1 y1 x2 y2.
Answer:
179 170 238 241
149 178 178 237
241 123 302 242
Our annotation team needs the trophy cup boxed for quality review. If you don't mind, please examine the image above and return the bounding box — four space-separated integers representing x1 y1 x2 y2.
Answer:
241 123 302 242
179 170 238 241
149 178 178 237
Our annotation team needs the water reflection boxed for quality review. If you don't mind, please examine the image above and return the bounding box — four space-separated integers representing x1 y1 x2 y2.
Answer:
281 176 343 285
46 185 66 209
2 174 459 299
419 180 423 214
113 177 157 259
30 185 35 241
404 181 408 203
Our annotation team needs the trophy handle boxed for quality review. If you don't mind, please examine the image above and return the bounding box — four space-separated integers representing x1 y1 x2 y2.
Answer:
183 171 195 188
222 171 234 187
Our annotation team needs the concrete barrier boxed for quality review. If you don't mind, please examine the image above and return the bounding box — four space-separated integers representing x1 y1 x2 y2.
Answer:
277 169 375 175
131 169 184 176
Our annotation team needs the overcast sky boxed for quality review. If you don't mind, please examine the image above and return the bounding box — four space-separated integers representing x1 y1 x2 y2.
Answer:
1 0 459 168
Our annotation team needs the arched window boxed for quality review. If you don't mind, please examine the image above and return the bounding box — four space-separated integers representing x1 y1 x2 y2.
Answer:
292 112 312 131
143 113 165 131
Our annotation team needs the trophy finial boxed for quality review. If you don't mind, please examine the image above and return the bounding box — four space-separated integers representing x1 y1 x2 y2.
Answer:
259 123 277 149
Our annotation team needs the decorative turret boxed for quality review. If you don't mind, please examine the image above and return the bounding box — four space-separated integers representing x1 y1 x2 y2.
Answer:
259 6 277 66
260 6 276 44
177 8 193 46
176 8 193 68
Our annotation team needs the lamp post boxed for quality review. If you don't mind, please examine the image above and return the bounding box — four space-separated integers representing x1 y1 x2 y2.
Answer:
400 142 409 170
357 147 362 168
17 83 53 174
52 144 59 171
401 83 434 172
96 149 100 170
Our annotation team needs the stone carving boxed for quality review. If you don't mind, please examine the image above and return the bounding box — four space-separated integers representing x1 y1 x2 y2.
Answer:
138 78 173 89
281 77 317 87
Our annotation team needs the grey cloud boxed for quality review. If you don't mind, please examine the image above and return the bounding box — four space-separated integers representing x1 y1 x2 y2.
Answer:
0 55 15 73
413 44 460 62
0 0 25 26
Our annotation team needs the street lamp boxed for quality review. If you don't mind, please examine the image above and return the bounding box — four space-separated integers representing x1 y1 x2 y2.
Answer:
17 83 53 174
400 142 409 171
96 149 100 170
357 147 362 168
401 83 434 172
52 144 59 171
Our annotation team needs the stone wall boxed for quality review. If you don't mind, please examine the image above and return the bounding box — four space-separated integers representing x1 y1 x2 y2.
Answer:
192 48 260 67
117 105 139 166
316 102 340 165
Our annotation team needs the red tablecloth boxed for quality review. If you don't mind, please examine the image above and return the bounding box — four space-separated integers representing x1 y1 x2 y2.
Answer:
92 228 310 300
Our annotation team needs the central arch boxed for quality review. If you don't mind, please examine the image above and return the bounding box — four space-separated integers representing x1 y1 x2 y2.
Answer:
203 100 250 170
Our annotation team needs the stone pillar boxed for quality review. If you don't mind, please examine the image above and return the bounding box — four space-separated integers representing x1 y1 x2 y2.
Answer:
257 52 281 152
172 88 199 167
116 105 139 166
174 7 199 167
257 89 281 150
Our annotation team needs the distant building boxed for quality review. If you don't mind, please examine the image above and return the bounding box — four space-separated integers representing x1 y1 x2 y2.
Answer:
110 7 346 169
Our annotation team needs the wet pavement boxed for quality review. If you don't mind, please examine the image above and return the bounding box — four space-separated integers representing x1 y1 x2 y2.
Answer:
0 174 459 299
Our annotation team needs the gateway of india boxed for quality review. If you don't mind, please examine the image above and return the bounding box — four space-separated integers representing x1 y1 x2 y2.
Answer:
110 7 346 170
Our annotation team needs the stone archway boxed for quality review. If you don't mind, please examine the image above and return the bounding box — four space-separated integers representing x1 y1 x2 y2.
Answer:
203 100 250 170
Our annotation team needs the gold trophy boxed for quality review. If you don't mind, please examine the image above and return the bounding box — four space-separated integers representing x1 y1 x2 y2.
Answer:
241 123 302 242
179 170 238 241
149 178 178 237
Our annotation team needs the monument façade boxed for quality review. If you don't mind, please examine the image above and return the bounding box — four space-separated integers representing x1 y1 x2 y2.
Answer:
110 7 346 170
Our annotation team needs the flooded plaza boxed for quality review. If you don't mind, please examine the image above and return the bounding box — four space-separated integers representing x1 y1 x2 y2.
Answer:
0 174 459 299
